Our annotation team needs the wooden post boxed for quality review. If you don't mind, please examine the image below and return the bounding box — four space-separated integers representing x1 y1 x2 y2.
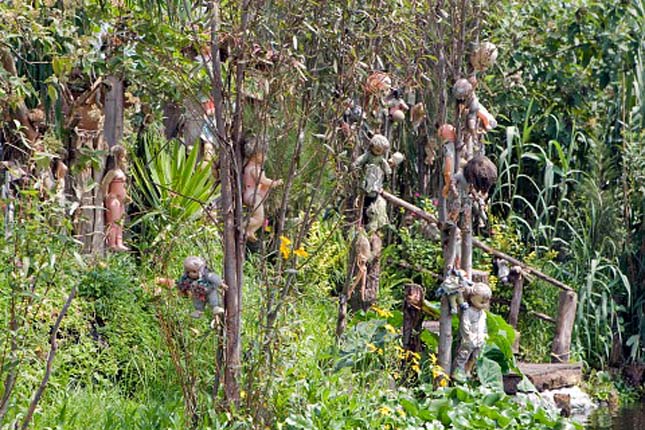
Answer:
103 76 124 148
507 272 524 329
403 284 425 354
551 290 577 363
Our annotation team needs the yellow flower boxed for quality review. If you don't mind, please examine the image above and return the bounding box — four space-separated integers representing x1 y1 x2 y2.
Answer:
412 364 421 374
294 247 309 258
429 353 438 365
384 324 397 334
279 236 291 259
377 348 384 355
367 342 378 353
240 390 247 399
264 225 273 232
378 406 392 416
439 378 448 387
396 407 406 417
371 305 393 318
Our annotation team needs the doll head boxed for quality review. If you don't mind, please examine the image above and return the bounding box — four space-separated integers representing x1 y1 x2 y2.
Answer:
470 42 498 72
243 134 267 163
463 155 498 195
369 134 390 156
452 78 474 102
183 256 206 280
365 71 392 96
469 282 492 310
438 124 456 143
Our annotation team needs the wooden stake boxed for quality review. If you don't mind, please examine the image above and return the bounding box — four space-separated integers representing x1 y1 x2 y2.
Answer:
551 290 577 363
507 273 524 329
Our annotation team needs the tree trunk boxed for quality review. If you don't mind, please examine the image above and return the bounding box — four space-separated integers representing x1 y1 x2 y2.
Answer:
70 131 107 254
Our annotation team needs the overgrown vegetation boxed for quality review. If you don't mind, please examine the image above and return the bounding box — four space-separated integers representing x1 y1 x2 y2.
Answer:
1 0 644 429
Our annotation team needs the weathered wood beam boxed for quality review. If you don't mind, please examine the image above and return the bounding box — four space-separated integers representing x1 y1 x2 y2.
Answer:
551 290 577 363
380 190 574 292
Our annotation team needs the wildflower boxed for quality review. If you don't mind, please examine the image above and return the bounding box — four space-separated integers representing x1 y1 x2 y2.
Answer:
294 246 309 258
367 342 378 353
371 305 393 318
377 347 384 355
240 390 247 399
384 324 397 334
396 407 406 417
431 367 443 379
279 236 291 259
428 353 438 365
412 363 421 373
378 406 392 416
439 377 448 388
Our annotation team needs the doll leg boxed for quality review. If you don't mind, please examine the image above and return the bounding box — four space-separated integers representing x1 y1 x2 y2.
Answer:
464 347 480 375
115 222 129 251
207 289 224 314
453 344 472 374
246 201 265 241
105 196 122 250
456 293 469 311
448 294 458 315
191 295 205 318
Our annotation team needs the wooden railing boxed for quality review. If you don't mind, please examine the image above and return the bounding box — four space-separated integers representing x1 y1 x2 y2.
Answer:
381 190 578 363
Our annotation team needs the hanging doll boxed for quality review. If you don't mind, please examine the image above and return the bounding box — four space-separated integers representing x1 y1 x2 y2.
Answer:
385 88 410 122
352 134 392 232
176 256 226 319
437 267 473 314
470 42 498 73
439 123 457 198
447 155 498 224
453 282 492 378
242 136 283 241
100 145 130 251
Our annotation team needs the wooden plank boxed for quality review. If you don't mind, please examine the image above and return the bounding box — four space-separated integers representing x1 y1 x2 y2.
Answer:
504 362 583 394
551 290 578 363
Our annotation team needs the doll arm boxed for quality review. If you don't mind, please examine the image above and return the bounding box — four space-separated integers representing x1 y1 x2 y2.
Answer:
381 158 392 176
100 170 117 197
259 171 283 188
352 153 369 170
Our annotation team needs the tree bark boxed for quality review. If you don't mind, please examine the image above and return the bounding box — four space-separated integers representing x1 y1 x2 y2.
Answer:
210 0 243 407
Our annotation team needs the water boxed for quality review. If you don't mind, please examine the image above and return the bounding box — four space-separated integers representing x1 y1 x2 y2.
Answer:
585 403 645 430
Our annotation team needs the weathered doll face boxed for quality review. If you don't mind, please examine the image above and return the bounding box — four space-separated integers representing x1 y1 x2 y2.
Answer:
186 268 201 280
371 145 385 156
470 294 491 310
183 256 205 280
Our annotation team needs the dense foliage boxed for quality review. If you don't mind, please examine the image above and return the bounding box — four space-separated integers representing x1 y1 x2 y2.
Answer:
0 0 643 429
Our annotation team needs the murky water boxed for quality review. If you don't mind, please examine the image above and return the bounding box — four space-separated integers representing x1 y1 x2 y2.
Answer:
585 403 645 430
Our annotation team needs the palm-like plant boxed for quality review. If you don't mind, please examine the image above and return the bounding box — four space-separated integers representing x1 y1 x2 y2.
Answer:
130 131 218 244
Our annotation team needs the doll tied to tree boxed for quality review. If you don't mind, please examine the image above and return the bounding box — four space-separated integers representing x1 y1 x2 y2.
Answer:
437 267 473 315
352 134 392 232
453 282 492 379
100 145 130 251
242 135 283 241
176 256 227 319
